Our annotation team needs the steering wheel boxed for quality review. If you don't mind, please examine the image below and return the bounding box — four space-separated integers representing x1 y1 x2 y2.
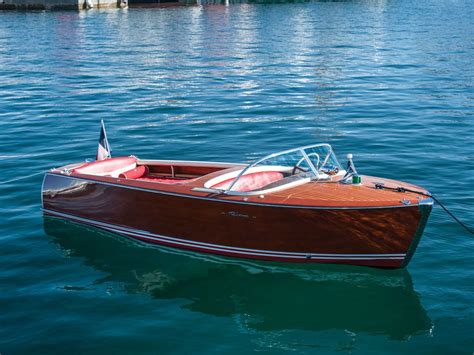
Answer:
292 153 320 175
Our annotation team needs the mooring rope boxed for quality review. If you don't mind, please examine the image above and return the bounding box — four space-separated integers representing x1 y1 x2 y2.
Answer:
0 171 45 186
374 183 474 235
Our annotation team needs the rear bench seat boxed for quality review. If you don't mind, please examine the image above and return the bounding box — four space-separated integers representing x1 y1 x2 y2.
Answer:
72 157 195 184
73 157 137 177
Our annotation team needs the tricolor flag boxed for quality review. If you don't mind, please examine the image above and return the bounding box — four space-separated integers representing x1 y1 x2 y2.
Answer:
96 120 111 161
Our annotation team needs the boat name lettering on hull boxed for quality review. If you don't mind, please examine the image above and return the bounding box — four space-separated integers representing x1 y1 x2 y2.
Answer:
222 211 254 219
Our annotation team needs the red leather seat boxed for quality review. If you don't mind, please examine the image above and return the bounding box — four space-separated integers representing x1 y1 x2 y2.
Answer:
212 171 284 192
73 157 137 176
119 165 148 179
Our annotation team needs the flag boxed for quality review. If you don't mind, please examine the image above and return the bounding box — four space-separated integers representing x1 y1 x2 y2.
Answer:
96 120 111 161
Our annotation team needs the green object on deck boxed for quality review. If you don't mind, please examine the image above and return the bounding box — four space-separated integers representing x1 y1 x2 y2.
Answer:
352 175 361 184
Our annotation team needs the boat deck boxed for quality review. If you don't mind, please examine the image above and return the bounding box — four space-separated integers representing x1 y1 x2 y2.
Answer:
268 175 427 208
49 156 431 210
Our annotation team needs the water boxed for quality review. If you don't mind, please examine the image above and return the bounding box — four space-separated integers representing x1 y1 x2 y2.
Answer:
0 1 473 353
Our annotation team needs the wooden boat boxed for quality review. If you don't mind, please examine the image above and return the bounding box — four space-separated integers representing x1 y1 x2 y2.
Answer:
41 143 433 268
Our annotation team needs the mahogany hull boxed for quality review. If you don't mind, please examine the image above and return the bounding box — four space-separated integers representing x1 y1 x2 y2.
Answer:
42 173 432 268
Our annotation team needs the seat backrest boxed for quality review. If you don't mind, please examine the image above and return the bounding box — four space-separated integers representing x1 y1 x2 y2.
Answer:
212 171 284 192
119 165 148 179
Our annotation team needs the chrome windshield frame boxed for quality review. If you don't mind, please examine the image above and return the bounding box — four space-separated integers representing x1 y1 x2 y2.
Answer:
224 143 334 193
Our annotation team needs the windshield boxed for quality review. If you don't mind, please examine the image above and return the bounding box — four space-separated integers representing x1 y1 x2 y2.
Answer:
225 144 342 193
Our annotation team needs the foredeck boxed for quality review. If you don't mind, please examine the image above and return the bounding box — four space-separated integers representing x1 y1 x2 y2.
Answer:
265 175 428 208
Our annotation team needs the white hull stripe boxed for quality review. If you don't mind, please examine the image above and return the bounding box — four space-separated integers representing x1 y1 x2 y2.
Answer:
43 209 406 261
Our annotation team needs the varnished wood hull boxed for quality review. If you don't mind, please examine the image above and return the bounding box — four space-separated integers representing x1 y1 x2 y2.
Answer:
42 172 432 268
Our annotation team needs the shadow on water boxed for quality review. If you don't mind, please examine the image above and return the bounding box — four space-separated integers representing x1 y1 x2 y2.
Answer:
44 217 431 340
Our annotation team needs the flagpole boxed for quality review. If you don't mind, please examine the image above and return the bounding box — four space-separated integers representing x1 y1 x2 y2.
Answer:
101 120 110 154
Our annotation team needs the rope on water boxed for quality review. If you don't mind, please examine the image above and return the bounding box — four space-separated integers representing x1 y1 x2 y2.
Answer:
374 183 474 235
0 171 45 186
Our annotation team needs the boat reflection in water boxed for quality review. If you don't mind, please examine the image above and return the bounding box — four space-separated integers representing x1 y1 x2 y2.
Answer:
44 217 431 340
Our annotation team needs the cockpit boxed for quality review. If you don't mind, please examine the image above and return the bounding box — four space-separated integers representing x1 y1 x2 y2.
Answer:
203 144 345 195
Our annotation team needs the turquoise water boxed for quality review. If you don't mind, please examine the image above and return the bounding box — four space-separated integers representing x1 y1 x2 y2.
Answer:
1 1 473 353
